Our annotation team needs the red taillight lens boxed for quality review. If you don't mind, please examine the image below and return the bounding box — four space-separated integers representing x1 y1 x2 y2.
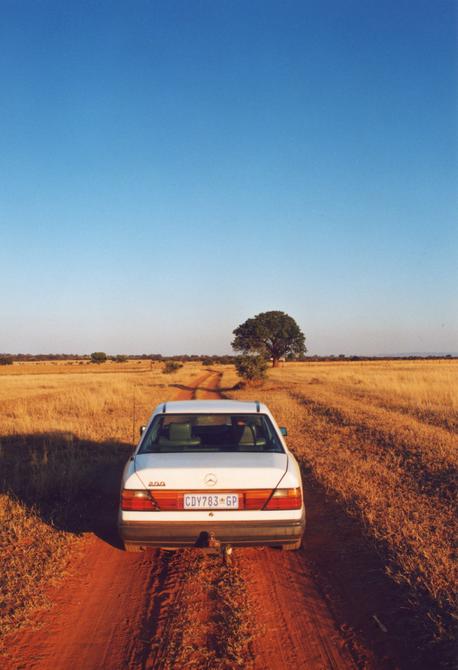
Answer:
148 491 182 510
265 488 302 510
243 490 273 510
121 490 159 511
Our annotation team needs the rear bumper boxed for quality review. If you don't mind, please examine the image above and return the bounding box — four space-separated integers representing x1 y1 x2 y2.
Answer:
119 516 305 548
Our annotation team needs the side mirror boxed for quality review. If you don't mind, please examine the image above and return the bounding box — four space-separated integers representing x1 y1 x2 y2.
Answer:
280 426 288 437
139 425 146 436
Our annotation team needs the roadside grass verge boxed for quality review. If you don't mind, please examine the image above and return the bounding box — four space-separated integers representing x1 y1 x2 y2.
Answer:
0 494 79 637
228 360 457 665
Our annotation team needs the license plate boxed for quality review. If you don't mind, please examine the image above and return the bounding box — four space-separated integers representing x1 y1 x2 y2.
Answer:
183 493 239 509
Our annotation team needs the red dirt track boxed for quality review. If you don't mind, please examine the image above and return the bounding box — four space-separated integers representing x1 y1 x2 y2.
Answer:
4 372 393 670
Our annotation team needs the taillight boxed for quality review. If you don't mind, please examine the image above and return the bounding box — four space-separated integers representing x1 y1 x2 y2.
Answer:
265 488 302 510
149 491 182 510
121 489 159 511
244 490 273 510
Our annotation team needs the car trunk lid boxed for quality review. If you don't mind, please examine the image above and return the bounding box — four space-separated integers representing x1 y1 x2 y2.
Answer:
134 452 288 491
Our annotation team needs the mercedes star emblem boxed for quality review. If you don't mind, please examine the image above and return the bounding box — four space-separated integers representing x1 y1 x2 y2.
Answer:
204 473 217 487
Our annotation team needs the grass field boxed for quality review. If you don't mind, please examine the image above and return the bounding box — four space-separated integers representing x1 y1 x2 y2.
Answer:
225 360 458 657
1 359 456 661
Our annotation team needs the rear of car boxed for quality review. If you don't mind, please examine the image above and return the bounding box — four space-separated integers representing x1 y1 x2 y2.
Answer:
118 400 305 551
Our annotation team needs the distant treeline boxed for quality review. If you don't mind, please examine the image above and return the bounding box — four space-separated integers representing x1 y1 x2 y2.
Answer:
0 352 455 366
0 353 237 365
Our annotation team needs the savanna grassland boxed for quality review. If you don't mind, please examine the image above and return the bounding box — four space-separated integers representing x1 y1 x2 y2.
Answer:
224 359 458 660
0 358 456 667
0 360 205 635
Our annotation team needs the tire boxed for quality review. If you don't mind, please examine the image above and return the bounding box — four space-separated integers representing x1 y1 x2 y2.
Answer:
124 543 144 553
282 539 302 551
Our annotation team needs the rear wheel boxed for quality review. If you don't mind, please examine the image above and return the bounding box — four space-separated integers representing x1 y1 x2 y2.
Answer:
124 543 144 553
282 539 302 551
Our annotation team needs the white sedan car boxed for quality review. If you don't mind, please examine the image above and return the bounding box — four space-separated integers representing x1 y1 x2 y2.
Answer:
118 400 305 552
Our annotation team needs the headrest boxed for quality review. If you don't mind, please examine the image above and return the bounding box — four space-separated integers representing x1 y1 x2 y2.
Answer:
168 423 192 441
236 425 255 445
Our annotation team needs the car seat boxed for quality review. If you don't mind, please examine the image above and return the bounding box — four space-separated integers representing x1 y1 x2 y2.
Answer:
158 423 201 450
233 425 266 451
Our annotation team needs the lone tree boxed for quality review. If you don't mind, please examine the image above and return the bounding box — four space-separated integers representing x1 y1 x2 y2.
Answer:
232 311 306 368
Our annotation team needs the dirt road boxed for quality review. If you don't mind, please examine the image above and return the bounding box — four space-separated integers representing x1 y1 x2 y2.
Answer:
4 372 384 670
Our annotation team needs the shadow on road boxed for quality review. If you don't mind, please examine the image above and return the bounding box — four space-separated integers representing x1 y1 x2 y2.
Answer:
0 431 131 549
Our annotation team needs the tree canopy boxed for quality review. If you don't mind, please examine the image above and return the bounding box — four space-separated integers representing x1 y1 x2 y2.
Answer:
232 311 306 367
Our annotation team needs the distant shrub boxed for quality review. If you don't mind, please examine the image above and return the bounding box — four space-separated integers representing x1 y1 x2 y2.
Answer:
0 356 13 366
114 355 128 363
234 355 268 381
202 358 213 366
163 361 183 374
90 352 107 364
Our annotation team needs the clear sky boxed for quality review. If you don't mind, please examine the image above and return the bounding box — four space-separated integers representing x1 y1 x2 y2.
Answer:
1 0 456 355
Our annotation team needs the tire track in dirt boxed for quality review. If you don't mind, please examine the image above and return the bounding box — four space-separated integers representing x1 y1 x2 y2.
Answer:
239 548 355 670
3 370 373 670
2 541 161 670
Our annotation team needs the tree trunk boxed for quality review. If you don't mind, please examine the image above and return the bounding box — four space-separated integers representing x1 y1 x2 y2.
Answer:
272 358 280 368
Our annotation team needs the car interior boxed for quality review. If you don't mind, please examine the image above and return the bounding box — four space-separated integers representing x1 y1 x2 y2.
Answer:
140 414 282 453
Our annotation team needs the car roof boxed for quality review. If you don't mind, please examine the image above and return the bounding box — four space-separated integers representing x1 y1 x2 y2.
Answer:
154 399 269 415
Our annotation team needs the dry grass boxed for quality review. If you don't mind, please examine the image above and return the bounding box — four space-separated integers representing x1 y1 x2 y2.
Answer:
0 494 80 633
227 359 458 658
0 360 203 442
0 361 205 635
1 358 456 661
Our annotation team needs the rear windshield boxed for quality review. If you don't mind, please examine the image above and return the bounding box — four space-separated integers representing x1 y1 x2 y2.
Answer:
138 414 284 454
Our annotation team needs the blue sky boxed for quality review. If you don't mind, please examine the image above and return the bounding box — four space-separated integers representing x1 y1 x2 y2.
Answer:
1 0 456 355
